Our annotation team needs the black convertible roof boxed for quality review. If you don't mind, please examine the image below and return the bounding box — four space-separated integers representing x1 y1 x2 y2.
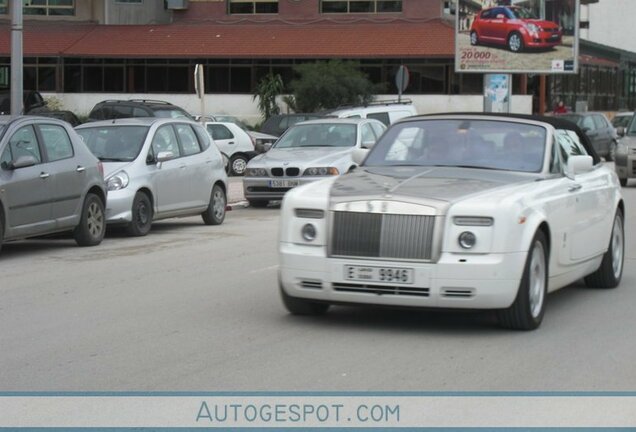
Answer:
414 112 601 164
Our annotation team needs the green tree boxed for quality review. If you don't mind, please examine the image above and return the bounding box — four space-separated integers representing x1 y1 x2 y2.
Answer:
253 73 284 120
289 60 381 113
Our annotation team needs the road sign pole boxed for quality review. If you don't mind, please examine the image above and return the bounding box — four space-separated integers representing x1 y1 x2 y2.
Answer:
10 0 23 115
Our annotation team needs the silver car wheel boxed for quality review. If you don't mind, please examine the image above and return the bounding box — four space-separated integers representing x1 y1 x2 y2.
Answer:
213 188 226 220
470 31 478 45
509 33 522 52
529 240 546 319
611 214 624 280
86 201 104 238
231 157 247 176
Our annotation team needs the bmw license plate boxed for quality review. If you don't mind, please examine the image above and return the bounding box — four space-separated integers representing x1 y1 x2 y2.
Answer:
269 180 300 188
344 265 414 285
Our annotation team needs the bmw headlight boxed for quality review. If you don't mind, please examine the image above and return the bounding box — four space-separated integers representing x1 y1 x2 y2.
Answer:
303 167 339 176
246 168 268 177
107 171 129 191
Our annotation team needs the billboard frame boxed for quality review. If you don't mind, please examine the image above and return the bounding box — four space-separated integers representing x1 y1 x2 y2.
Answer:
454 0 580 75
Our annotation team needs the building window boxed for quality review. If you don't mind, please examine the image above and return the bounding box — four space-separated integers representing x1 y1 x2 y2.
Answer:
229 0 278 14
23 0 75 16
443 0 455 15
321 0 402 13
0 0 6 14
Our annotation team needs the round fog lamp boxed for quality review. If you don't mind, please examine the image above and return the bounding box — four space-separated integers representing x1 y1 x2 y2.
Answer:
458 231 476 249
301 224 317 242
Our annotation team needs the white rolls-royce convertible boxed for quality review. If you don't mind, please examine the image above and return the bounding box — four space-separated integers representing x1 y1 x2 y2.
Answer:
278 114 624 330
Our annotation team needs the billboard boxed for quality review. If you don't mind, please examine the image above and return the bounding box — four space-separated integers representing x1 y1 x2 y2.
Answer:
455 0 579 74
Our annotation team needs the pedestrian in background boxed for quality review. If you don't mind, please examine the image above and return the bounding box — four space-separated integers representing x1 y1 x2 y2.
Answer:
553 100 568 114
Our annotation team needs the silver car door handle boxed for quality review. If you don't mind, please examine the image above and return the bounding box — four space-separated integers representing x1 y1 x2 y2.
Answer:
179 165 187 169
228 141 235 145
39 172 50 179
568 184 582 192
76 166 86 173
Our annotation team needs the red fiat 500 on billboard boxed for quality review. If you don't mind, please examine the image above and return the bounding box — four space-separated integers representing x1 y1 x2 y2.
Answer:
470 6 562 53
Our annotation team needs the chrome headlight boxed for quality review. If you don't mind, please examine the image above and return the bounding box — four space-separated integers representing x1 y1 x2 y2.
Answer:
107 171 129 191
458 231 477 249
246 168 268 177
303 167 339 176
526 23 540 34
301 223 317 242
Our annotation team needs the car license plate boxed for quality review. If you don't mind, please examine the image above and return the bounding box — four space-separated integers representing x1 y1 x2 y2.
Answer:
344 265 414 285
269 180 300 188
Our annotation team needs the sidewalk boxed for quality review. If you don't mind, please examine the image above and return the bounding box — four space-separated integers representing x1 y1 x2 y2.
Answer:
227 177 247 208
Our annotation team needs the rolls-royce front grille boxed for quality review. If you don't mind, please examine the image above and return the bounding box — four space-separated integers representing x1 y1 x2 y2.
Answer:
330 211 435 261
333 282 430 297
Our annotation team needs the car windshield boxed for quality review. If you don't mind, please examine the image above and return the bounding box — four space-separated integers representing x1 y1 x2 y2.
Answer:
508 7 538 19
613 115 633 129
76 125 149 162
274 123 357 149
364 119 547 173
153 108 194 120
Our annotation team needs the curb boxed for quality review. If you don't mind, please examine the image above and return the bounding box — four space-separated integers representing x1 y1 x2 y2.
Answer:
226 200 249 210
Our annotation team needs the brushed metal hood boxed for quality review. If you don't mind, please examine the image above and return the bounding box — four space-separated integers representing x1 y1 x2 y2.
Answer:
330 166 537 211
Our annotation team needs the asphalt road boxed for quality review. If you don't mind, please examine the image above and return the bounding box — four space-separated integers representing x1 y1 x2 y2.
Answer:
1 183 635 391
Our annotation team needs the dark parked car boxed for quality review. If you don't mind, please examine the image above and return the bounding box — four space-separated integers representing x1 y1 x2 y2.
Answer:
0 90 47 115
557 112 618 161
88 99 193 122
470 6 562 53
0 116 107 253
260 113 323 137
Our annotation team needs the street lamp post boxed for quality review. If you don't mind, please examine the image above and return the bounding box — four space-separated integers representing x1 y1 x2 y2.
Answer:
10 0 23 115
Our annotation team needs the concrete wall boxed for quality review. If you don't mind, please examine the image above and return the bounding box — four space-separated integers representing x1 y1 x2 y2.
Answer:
46 92 533 126
582 0 636 52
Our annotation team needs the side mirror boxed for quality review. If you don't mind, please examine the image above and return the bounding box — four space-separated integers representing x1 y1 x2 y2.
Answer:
361 140 376 150
566 155 593 179
616 126 626 137
10 155 38 169
156 151 174 163
352 147 368 165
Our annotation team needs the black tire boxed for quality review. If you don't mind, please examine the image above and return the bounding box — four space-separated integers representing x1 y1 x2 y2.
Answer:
470 31 479 46
229 154 248 176
584 209 624 289
248 199 269 208
126 192 153 237
202 184 226 225
497 230 548 330
73 193 106 247
620 177 628 187
508 32 524 52
280 283 330 315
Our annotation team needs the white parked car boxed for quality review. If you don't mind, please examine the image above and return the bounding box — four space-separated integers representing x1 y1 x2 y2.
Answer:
76 118 228 236
325 100 417 126
278 114 624 330
203 121 257 176
244 118 386 207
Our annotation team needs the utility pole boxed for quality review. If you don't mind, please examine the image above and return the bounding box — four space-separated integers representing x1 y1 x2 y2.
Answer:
10 0 23 115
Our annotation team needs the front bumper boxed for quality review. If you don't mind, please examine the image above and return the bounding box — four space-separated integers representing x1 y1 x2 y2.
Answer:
279 242 527 310
523 32 561 48
104 187 137 224
244 176 331 201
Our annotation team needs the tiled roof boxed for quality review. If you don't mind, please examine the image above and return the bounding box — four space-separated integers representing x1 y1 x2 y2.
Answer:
0 20 455 58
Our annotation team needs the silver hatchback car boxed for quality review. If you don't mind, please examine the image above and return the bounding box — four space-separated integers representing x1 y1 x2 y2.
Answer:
0 116 107 253
76 118 227 236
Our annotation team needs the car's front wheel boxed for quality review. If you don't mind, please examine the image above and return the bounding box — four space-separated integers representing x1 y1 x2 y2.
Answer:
508 32 524 52
127 192 153 237
497 230 548 330
280 283 330 315
202 184 226 225
229 154 248 176
584 209 624 289
74 193 106 247
470 31 479 46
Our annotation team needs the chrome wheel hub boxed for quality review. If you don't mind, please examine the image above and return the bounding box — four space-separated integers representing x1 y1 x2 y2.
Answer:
611 215 624 279
529 241 546 319
509 35 521 51
87 202 104 238
213 189 226 220
232 158 247 175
